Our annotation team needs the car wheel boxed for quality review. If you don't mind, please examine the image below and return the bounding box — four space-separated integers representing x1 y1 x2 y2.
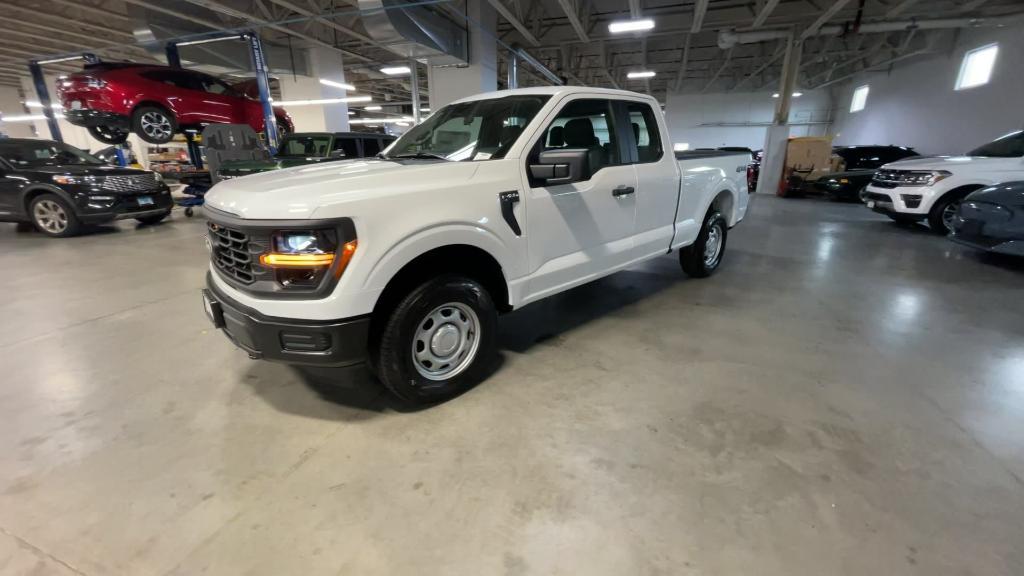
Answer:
88 125 129 145
680 209 727 278
374 275 498 405
928 193 967 234
276 118 292 141
133 105 177 144
30 194 82 238
136 210 171 225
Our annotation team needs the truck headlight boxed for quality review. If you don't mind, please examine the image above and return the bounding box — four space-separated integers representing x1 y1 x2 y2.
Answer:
901 170 951 186
259 230 357 288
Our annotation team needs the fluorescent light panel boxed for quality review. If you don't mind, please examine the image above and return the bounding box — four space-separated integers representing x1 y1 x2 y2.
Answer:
771 92 803 98
177 35 244 47
272 96 372 107
349 117 413 124
319 78 356 91
380 66 411 75
627 71 656 79
364 105 382 111
609 19 655 33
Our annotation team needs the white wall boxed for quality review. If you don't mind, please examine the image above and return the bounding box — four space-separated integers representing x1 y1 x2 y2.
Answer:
830 24 1024 156
664 90 832 150
0 85 36 139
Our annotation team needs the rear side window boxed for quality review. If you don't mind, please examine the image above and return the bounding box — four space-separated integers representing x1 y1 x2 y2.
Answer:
141 70 199 90
626 102 663 163
332 137 359 158
361 138 381 157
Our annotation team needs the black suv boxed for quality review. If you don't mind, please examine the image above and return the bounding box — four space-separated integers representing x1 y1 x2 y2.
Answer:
0 139 173 237
814 145 918 201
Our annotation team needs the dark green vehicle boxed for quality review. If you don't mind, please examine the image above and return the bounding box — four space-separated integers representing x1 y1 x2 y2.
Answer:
218 132 396 179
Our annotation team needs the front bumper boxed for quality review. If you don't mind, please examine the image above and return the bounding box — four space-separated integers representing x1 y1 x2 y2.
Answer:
64 109 130 129
203 274 370 367
74 187 174 224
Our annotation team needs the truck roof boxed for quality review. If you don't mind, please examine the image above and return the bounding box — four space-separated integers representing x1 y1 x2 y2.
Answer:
451 86 661 106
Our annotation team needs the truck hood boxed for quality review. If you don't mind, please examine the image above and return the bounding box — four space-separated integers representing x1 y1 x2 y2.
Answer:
205 158 479 219
218 157 332 174
25 164 151 177
882 155 1015 171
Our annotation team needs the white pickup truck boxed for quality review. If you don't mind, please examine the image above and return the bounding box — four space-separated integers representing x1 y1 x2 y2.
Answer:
201 86 749 403
862 129 1024 233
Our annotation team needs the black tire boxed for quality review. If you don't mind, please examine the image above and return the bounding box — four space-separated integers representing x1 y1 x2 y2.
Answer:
136 210 171 225
29 193 82 238
374 275 498 404
184 207 194 217
927 191 970 234
680 210 727 278
132 105 177 144
88 125 129 145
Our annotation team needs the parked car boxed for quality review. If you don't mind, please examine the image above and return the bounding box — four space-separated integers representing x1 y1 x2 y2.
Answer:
748 149 762 192
949 181 1024 256
813 145 919 201
57 62 293 145
200 87 750 404
217 132 396 180
862 130 1024 233
0 139 173 237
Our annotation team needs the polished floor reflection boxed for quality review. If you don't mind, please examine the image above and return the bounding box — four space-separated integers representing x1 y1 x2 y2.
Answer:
0 195 1022 575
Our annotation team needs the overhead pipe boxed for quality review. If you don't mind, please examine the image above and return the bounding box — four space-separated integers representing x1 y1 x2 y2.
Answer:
511 44 563 86
718 15 1016 48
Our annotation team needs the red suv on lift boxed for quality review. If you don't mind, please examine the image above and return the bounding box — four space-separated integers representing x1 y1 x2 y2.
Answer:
58 63 293 145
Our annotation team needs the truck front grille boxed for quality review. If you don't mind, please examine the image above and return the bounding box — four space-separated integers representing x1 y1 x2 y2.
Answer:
102 173 160 192
871 170 906 189
208 222 255 284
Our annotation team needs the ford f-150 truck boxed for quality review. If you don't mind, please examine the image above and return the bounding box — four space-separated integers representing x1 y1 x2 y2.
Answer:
862 129 1024 233
200 87 749 403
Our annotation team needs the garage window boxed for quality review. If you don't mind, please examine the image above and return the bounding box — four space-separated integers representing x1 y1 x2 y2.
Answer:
956 43 998 90
849 85 869 113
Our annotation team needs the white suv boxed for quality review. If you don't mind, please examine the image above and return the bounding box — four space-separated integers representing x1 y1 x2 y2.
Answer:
862 130 1024 233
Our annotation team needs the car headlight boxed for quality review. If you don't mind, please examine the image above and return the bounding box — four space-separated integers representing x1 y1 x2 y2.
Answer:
900 170 951 186
259 230 357 288
52 174 99 185
152 171 164 183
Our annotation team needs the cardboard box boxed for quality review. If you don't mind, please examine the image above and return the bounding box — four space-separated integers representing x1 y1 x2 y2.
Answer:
785 136 833 172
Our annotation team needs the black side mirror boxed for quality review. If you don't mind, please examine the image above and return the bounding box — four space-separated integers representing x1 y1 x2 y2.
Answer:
529 148 589 185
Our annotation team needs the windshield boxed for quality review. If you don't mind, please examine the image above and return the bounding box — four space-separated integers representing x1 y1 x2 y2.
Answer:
0 141 103 167
277 135 333 158
968 130 1024 157
385 95 550 161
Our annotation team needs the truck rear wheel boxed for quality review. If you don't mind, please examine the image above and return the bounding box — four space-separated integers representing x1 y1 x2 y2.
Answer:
680 210 727 278
374 275 498 404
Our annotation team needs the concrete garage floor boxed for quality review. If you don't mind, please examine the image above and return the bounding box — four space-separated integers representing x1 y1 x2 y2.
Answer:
1 195 1022 576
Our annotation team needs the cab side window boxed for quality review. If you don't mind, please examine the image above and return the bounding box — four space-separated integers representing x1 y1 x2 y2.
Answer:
626 102 663 163
332 137 359 158
361 138 381 157
538 98 621 175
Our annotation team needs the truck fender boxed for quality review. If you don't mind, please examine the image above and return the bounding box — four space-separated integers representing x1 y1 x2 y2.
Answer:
21 184 77 216
699 182 740 226
361 222 515 298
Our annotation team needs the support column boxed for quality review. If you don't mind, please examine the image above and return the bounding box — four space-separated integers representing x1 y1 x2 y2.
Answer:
756 34 802 195
279 47 351 133
426 0 497 109
410 59 422 124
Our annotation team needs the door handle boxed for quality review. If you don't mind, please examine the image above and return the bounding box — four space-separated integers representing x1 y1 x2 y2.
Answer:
612 185 635 197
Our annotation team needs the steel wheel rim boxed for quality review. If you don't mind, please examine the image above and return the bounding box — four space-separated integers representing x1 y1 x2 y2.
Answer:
34 200 68 233
411 302 481 381
941 200 961 232
141 111 172 139
704 222 723 267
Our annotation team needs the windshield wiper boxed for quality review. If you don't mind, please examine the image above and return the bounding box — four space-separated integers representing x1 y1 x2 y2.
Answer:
388 152 450 161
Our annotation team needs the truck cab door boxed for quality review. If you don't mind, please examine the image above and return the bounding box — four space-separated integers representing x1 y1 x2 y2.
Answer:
618 100 679 260
522 97 637 301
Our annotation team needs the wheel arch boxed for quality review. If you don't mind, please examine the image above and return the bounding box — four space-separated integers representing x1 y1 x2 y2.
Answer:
706 186 739 226
22 184 75 215
936 183 988 206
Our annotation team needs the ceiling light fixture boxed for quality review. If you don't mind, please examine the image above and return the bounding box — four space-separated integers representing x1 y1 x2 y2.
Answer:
379 66 411 75
627 71 656 79
272 96 372 107
349 118 412 124
364 105 383 111
608 19 655 33
771 92 804 98
319 78 356 91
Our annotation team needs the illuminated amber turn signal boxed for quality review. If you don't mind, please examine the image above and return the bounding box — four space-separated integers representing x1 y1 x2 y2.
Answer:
260 253 335 267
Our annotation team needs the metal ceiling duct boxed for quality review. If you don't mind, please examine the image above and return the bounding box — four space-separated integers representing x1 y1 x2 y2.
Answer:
125 0 309 75
358 0 468 65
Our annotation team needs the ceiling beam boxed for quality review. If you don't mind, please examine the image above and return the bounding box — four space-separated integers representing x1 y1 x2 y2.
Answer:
629 0 642 19
44 0 134 25
701 48 731 93
3 6 135 41
885 0 921 17
487 0 541 46
672 34 692 92
556 0 590 42
691 0 710 33
958 0 991 12
733 42 784 90
752 0 782 28
264 0 384 47
801 0 853 40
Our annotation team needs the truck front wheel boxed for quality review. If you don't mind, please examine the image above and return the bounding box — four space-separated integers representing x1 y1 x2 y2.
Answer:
374 275 498 404
680 210 727 278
